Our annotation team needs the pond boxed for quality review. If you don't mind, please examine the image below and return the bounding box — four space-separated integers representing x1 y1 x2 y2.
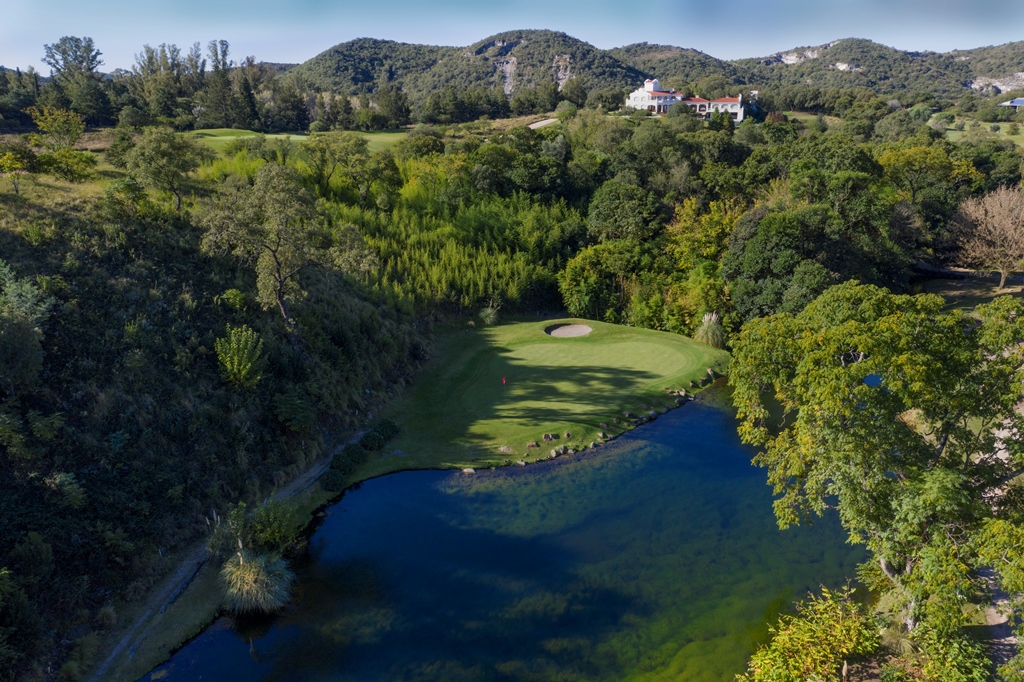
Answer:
143 400 862 681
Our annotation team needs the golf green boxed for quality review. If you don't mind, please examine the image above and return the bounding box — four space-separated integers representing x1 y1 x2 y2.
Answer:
362 319 730 477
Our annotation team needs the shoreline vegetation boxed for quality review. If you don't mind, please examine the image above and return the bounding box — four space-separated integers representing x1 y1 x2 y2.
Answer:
96 318 728 682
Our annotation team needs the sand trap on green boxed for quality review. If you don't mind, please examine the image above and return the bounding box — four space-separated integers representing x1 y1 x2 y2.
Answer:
546 323 592 337
361 319 730 478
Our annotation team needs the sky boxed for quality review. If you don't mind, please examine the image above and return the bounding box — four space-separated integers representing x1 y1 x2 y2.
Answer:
2 0 1023 72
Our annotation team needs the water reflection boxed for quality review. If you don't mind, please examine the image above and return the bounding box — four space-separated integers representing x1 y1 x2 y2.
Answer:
144 403 863 681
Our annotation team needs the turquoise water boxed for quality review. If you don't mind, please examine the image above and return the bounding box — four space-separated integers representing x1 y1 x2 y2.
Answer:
144 402 862 681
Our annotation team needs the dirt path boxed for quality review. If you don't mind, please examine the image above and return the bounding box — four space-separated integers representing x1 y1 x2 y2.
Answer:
86 439 348 682
981 567 1017 670
528 118 558 129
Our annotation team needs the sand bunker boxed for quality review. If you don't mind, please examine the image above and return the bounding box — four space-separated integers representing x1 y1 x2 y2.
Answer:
546 324 593 338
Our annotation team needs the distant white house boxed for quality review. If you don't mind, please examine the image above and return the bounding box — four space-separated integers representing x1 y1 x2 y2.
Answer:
998 98 1024 111
625 79 745 121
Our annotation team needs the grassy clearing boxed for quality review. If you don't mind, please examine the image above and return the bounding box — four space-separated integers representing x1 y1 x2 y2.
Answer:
915 275 1024 314
359 318 729 479
782 110 841 126
186 128 408 153
940 116 1024 147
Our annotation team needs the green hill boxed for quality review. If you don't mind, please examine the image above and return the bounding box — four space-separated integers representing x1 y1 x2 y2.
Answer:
290 32 1024 101
608 43 739 83
290 37 460 95
733 37 1024 95
295 30 646 98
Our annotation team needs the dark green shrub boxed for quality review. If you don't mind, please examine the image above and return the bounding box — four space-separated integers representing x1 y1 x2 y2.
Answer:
330 451 354 474
359 430 386 451
343 442 368 465
272 390 316 432
319 469 345 492
374 419 400 440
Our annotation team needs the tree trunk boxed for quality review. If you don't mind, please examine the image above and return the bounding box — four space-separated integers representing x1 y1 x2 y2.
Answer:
999 269 1008 290
173 190 182 212
275 284 302 351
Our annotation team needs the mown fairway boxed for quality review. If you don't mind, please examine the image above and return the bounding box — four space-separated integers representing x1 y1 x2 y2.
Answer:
187 128 407 152
362 319 730 478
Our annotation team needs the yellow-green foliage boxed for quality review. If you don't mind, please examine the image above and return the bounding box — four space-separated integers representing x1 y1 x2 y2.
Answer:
739 586 878 681
667 197 744 269
214 324 264 387
197 150 267 182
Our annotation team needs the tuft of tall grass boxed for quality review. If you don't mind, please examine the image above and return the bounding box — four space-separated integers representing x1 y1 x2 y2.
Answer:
694 311 726 349
220 551 295 614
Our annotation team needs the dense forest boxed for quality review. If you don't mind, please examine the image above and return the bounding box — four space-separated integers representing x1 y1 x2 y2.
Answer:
4 28 1024 681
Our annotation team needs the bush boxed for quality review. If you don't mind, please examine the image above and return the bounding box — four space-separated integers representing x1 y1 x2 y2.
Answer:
220 551 294 614
272 389 316 432
330 451 354 475
991 123 1001 133
359 430 386 451
374 419 400 440
344 442 367 464
332 442 370 474
694 311 726 349
320 469 345 492
739 586 878 681
40 149 96 183
219 288 247 311
478 305 500 326
214 324 265 387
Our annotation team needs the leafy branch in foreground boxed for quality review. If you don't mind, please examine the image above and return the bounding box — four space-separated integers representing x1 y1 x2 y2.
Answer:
739 585 878 681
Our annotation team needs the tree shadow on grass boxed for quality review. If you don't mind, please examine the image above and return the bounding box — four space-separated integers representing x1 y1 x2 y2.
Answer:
423 341 668 447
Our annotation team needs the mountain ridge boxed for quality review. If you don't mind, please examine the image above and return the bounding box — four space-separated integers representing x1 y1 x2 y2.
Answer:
284 31 1024 98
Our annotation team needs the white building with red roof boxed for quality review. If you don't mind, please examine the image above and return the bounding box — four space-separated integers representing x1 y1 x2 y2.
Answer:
625 78 744 121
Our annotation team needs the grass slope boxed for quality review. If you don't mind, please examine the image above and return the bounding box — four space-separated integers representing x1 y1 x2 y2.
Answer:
361 318 729 479
188 128 408 153
917 275 1024 314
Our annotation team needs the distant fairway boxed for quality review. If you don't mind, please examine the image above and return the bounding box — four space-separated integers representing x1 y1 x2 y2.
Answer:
188 128 407 153
363 319 730 478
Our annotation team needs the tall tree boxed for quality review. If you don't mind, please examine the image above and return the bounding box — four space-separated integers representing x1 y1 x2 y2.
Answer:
197 164 345 333
376 83 410 128
41 36 108 123
299 132 368 196
957 185 1024 289
196 40 232 128
730 281 1024 654
125 127 212 210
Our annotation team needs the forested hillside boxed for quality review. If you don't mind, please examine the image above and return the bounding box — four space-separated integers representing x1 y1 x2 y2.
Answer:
295 30 646 100
290 38 459 95
734 37 1024 95
291 32 1024 102
608 43 739 83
